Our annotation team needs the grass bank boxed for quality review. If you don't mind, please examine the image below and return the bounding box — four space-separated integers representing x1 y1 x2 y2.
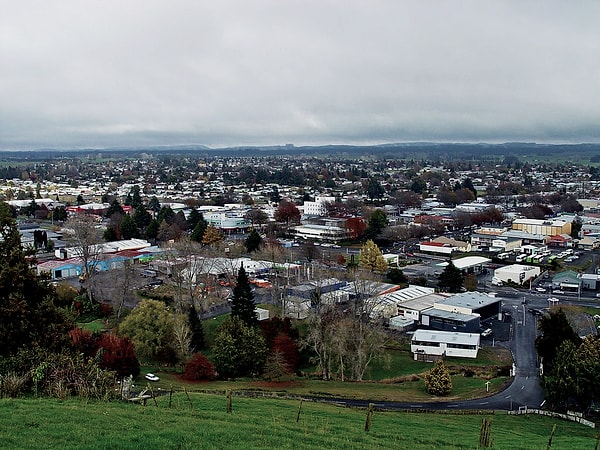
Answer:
0 396 596 449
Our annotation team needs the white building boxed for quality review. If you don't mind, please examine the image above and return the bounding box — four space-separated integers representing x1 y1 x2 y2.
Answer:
493 264 541 286
411 329 480 360
303 196 336 216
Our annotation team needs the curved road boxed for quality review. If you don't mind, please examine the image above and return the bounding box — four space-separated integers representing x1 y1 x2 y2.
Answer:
314 298 546 411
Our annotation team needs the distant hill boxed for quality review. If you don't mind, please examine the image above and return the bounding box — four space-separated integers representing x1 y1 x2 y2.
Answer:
1 142 600 161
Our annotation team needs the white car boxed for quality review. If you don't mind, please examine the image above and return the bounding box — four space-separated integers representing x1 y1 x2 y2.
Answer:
145 373 160 382
535 287 546 293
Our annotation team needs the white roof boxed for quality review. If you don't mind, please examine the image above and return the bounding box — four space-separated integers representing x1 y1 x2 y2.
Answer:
437 256 491 270
412 329 480 346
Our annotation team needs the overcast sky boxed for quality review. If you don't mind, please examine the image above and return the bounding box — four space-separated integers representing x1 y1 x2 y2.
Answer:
2 1 600 150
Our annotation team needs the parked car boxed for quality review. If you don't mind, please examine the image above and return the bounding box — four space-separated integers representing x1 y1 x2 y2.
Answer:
145 373 159 382
535 287 546 293
481 328 493 337
141 269 157 278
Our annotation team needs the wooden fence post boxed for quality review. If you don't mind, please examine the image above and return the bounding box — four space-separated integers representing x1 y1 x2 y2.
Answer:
546 424 557 450
296 399 303 423
226 389 232 414
365 403 374 432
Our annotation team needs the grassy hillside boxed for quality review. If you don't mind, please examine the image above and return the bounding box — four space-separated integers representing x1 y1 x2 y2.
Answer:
0 395 597 449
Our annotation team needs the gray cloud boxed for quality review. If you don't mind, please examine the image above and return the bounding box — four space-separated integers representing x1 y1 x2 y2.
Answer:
2 1 600 149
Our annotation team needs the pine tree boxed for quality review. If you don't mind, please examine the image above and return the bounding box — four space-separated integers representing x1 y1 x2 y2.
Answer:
190 219 207 243
188 304 205 352
231 265 258 327
244 229 263 253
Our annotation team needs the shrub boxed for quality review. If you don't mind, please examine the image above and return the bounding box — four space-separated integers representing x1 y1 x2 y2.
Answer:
69 328 100 359
97 334 140 379
0 372 29 398
183 353 216 381
423 359 452 396
98 303 113 318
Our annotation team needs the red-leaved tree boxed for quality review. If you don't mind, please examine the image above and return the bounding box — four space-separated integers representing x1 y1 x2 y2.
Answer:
183 353 216 381
272 333 299 373
346 217 366 240
274 200 301 226
69 328 100 359
97 333 140 379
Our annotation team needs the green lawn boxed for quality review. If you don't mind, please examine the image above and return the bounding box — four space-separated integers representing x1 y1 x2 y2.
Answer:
0 396 597 449
77 319 106 333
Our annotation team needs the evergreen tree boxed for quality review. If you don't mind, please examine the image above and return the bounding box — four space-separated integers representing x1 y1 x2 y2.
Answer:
188 305 205 352
190 219 207 243
148 196 161 213
365 209 388 238
424 359 452 396
145 218 159 240
187 208 202 230
366 177 385 201
0 202 73 357
212 316 268 378
157 205 175 224
231 265 258 327
133 205 152 230
129 185 143 209
244 229 263 253
120 214 140 239
105 199 124 218
438 261 464 293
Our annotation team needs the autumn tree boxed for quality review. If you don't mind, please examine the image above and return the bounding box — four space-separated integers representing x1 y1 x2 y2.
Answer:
183 353 216 381
345 217 366 240
424 359 452 396
359 239 388 273
230 265 257 327
201 225 223 246
274 199 301 226
96 333 140 379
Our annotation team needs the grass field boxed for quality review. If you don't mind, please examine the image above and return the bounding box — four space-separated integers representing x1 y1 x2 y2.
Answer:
137 343 512 403
0 395 597 449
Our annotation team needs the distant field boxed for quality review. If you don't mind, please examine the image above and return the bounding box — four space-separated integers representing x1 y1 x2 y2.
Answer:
0 396 597 449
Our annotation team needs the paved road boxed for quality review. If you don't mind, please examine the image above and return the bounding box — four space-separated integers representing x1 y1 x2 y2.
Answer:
314 294 546 412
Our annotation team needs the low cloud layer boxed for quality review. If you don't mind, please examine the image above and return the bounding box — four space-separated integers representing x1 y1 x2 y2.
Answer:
2 1 599 149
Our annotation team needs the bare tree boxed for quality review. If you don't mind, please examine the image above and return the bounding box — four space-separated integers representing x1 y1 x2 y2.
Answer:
64 215 104 300
115 260 135 319
302 267 389 381
172 313 192 364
